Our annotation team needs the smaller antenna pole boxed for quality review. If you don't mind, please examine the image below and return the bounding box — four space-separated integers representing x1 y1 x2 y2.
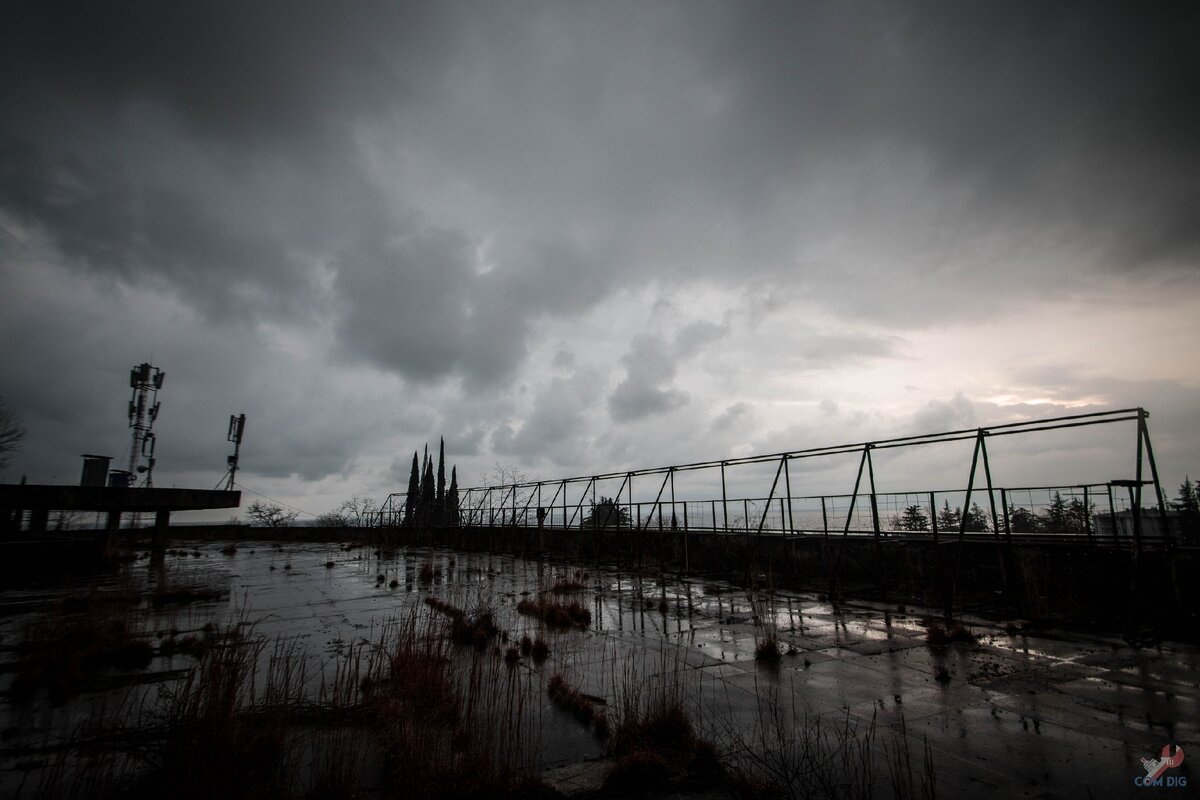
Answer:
225 414 246 491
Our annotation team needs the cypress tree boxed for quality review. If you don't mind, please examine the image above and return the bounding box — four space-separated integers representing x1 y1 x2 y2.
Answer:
437 437 446 506
421 457 435 525
448 465 459 526
404 451 420 526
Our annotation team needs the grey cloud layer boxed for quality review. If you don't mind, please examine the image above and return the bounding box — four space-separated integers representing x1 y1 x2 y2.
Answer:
6 3 1198 344
2 2 1197 492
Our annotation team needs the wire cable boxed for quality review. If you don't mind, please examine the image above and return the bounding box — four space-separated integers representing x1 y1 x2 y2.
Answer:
232 480 318 518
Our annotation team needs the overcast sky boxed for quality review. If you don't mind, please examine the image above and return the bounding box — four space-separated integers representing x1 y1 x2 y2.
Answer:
2 1 1197 520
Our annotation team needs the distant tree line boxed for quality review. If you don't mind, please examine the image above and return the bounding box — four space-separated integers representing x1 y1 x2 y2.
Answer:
1175 477 1199 544
890 491 1093 534
889 480 1200 541
315 495 377 528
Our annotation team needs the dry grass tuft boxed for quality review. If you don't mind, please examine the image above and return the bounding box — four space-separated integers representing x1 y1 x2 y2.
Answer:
926 621 977 646
516 598 591 630
547 674 607 736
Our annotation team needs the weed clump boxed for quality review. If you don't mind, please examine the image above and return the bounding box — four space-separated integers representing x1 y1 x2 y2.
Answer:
547 674 607 736
159 634 209 659
424 597 502 651
11 593 155 704
603 749 670 793
601 652 725 796
754 637 783 662
150 584 223 607
926 621 977 646
516 598 591 630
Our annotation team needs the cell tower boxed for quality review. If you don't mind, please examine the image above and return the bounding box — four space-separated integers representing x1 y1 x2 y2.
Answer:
223 413 246 491
127 362 165 486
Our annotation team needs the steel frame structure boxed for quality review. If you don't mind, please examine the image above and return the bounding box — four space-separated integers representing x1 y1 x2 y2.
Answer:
378 408 1174 550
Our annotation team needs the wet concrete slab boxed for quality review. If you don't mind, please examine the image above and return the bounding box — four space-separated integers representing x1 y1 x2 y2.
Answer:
1 540 1194 798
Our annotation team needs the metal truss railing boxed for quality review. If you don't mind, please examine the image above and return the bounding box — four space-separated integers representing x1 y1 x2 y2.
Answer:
378 407 1174 551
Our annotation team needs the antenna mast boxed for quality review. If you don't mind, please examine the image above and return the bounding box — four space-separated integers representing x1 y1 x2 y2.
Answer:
127 362 165 487
223 413 246 491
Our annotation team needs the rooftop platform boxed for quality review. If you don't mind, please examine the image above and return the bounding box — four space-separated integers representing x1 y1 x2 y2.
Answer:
0 484 240 513
1 484 241 537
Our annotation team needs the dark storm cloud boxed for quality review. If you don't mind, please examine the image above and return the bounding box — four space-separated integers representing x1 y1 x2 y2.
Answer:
0 1 435 145
6 2 1199 336
705 1 1200 247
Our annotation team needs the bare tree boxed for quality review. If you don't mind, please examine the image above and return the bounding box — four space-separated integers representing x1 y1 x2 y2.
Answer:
0 397 24 470
338 495 377 527
470 462 535 525
481 461 528 487
245 500 298 528
315 509 351 527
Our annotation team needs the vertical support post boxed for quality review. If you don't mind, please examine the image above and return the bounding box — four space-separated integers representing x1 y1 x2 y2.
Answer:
950 430 985 614
783 455 794 534
1083 486 1093 543
756 455 786 534
831 446 869 590
1107 484 1120 549
957 432 983 544
821 496 829 537
153 509 170 552
683 492 689 572
628 473 634 547
669 469 676 528
930 492 939 543
866 445 880 541
1127 485 1139 545
720 462 729 531
978 431 1010 601
1139 409 1170 541
1133 411 1145 552
979 433 1001 537
1000 488 1011 539
562 480 568 530
642 470 673 532
104 510 122 557
710 500 717 531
